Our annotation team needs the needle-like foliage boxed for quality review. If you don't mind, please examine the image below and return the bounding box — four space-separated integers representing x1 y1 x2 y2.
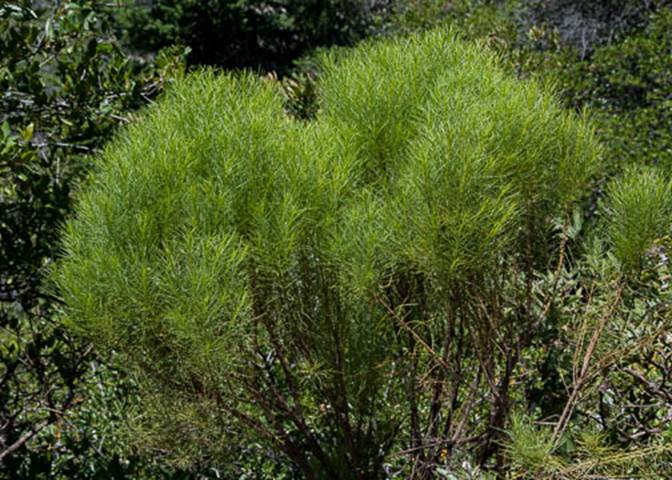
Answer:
605 166 672 270
53 29 628 477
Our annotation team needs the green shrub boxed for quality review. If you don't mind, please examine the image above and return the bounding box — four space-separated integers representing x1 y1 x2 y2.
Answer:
54 28 607 477
56 26 672 476
606 167 672 270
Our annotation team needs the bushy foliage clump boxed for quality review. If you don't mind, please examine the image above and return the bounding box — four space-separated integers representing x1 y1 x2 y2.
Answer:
54 28 672 477
388 2 672 174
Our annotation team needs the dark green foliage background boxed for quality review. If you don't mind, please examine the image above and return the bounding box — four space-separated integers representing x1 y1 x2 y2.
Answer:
117 0 393 73
0 1 190 477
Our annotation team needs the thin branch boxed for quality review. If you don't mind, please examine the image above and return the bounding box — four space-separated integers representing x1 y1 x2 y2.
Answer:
374 293 450 371
0 419 52 462
551 282 624 445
